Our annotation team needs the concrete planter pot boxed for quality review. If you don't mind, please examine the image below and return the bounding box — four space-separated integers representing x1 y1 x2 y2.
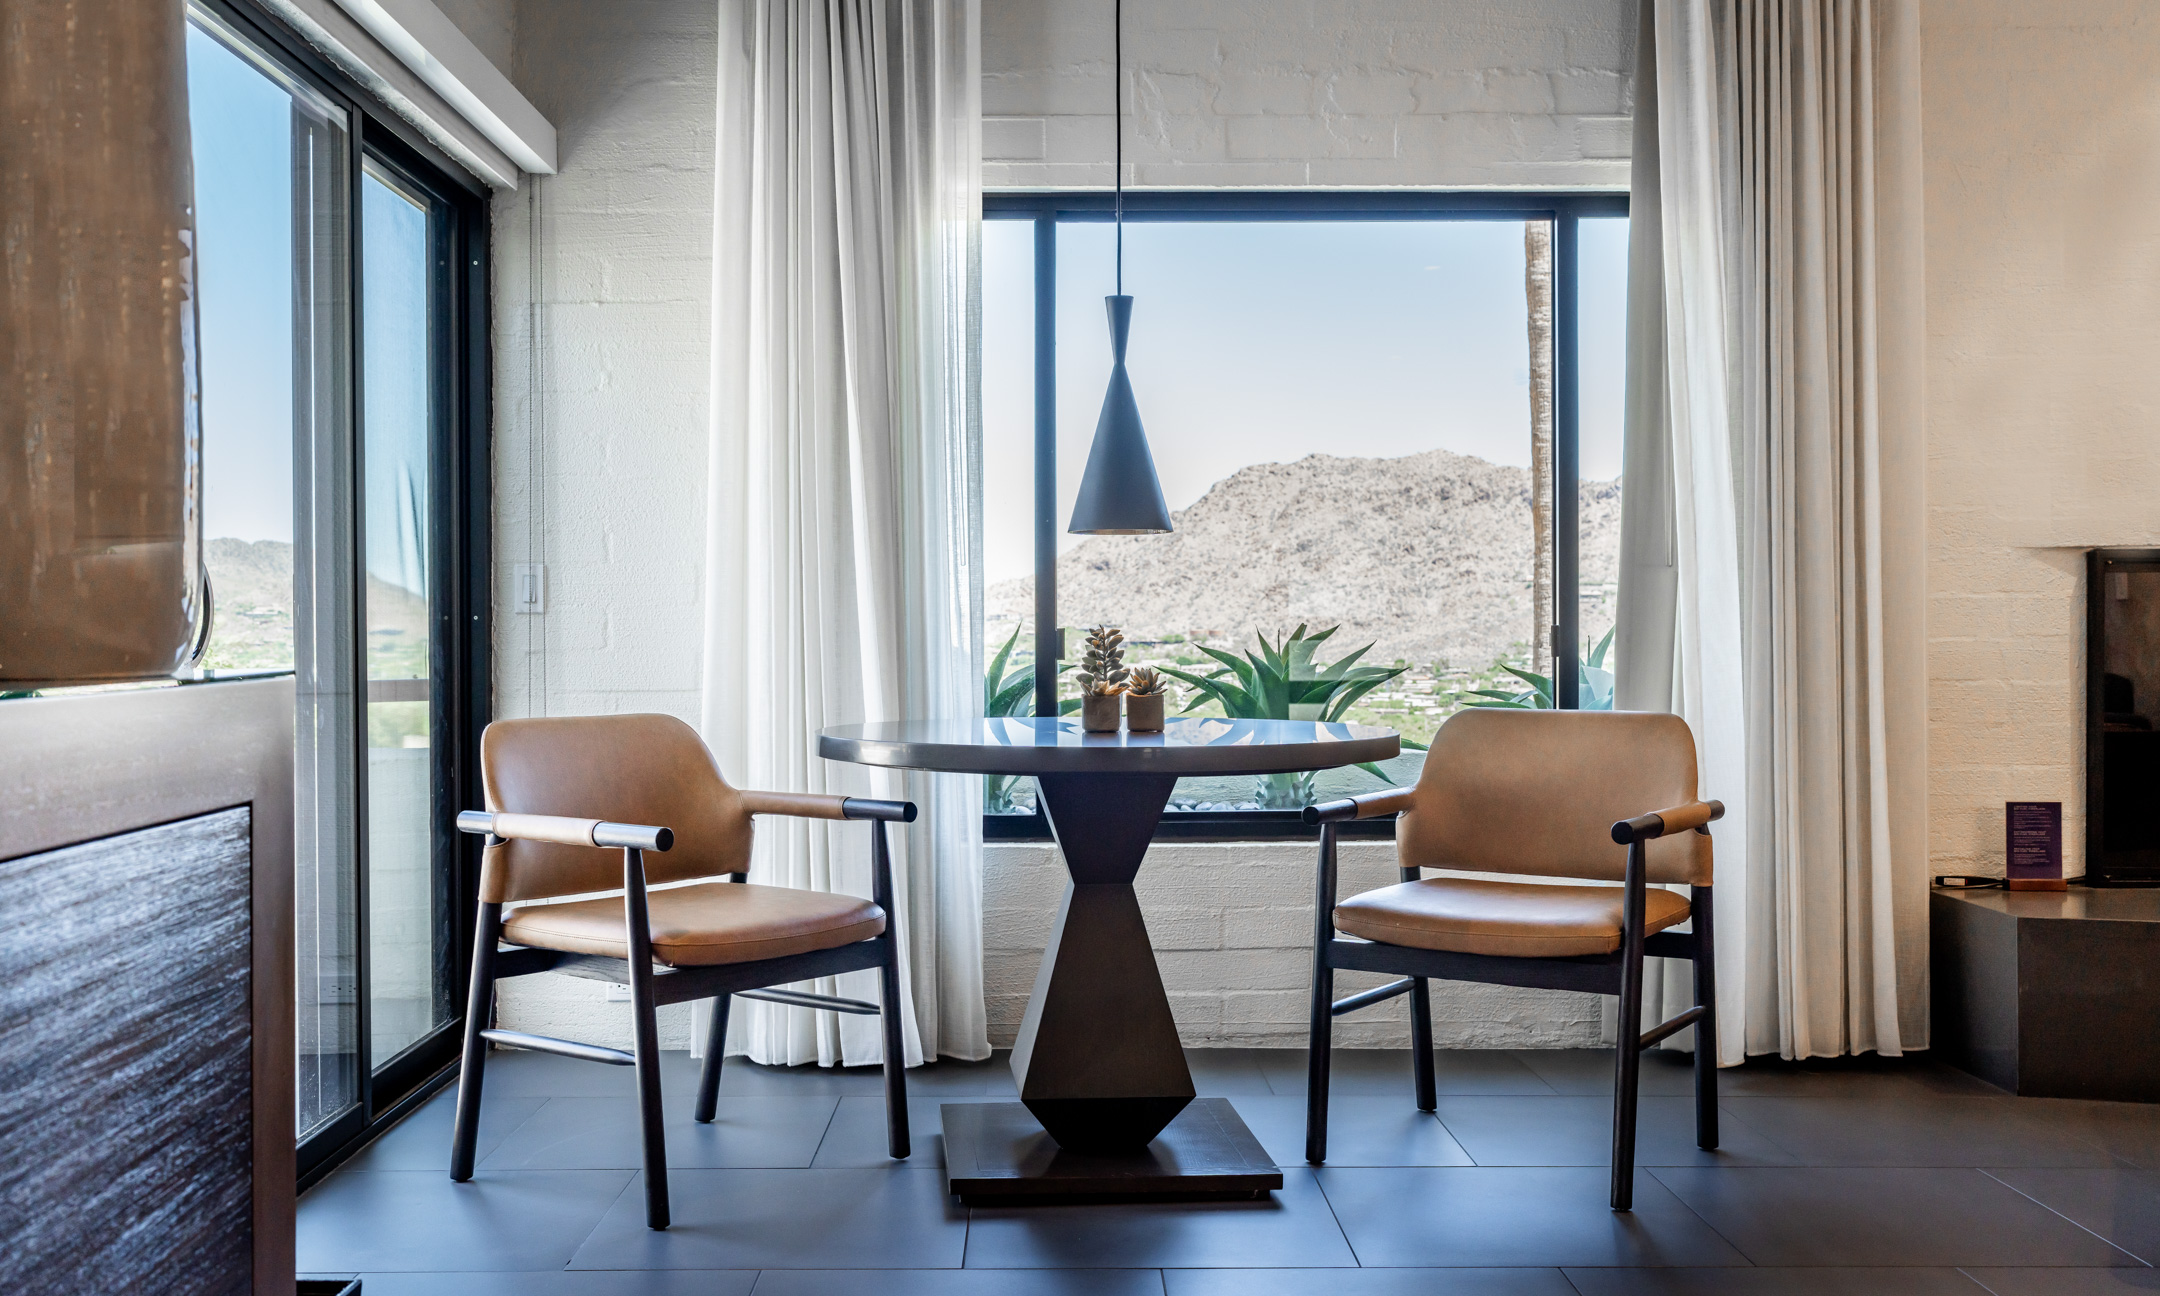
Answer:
1125 693 1165 731
1081 692 1122 732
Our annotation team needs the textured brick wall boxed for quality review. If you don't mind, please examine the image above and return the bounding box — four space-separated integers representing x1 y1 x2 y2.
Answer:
987 840 1604 1049
1921 0 2160 880
489 0 720 1047
982 0 1635 189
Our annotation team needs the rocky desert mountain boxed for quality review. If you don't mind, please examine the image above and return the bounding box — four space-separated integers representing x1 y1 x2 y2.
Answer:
990 448 1621 669
203 537 429 673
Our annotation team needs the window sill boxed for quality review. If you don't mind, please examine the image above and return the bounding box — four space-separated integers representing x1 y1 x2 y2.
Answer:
984 811 1397 844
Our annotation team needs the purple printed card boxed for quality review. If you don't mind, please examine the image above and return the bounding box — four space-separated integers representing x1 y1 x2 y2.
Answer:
2005 801 2063 883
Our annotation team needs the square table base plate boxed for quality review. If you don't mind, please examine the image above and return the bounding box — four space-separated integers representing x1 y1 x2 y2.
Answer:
942 1097 1284 1205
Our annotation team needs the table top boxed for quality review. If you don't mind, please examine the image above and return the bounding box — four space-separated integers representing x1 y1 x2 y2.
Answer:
817 716 1400 777
1933 883 2160 924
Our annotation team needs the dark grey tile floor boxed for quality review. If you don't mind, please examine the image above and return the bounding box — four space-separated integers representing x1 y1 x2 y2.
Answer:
302 1047 2160 1294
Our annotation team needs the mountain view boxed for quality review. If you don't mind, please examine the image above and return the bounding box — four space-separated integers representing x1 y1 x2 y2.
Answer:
989 447 1621 673
201 537 429 679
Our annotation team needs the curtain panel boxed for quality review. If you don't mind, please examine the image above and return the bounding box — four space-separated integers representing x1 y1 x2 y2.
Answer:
697 0 987 1067
1617 0 1928 1062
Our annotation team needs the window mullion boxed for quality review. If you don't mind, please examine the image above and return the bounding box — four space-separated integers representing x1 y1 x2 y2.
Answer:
1555 209 1582 709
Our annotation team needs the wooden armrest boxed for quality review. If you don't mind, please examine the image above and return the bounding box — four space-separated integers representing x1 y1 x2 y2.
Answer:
455 810 672 852
1302 787 1416 825
739 790 918 823
1611 799 1724 845
740 790 850 820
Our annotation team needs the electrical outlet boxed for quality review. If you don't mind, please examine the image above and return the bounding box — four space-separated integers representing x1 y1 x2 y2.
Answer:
513 562 546 615
604 983 632 1002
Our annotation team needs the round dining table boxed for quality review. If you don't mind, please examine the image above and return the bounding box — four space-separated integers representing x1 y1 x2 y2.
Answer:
818 715 1399 1203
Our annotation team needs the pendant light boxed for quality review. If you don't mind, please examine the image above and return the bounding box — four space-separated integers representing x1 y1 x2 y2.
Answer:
1066 0 1174 535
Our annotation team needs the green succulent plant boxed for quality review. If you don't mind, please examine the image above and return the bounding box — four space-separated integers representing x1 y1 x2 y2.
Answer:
983 623 1076 814
1076 624 1129 697
1454 627 1616 712
1124 665 1169 697
1157 624 1410 807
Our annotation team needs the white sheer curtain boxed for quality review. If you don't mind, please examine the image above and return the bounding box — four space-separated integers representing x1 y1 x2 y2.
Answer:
1616 0 1928 1063
695 0 987 1067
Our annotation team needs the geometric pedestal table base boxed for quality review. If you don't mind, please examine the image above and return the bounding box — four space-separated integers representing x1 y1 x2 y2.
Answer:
813 718 1400 1204
942 1099 1283 1205
1011 773 1194 1150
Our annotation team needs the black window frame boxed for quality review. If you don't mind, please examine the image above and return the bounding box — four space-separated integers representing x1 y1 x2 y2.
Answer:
189 0 493 1186
982 189 1627 843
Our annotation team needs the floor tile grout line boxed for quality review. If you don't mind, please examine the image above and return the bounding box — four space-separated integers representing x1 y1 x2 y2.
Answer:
1978 1166 2157 1267
1302 1162 1370 1267
1707 1094 1809 1165
803 1092 845 1167
1640 1165 1764 1268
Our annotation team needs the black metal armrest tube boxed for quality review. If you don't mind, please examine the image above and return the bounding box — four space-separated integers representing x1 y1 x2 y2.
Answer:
1610 799 1725 845
842 797 917 823
454 809 674 852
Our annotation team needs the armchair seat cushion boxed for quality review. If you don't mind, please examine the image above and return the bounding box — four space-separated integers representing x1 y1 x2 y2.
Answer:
1334 876 1691 959
502 882 886 967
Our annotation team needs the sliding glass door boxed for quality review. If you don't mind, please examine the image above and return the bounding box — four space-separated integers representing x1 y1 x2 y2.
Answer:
360 163 456 1075
185 0 490 1180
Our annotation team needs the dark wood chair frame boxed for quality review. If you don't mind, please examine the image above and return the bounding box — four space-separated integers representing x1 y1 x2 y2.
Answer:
447 799 916 1230
1302 794 1724 1210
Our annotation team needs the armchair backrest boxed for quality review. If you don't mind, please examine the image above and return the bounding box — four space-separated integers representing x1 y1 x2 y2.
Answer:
1398 708 1713 886
478 713 753 902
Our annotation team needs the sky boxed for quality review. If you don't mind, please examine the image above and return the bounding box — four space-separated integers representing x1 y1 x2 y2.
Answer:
188 21 434 599
188 24 298 548
982 215 1630 587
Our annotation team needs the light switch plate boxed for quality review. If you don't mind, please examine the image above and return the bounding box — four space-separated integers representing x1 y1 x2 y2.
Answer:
513 563 546 615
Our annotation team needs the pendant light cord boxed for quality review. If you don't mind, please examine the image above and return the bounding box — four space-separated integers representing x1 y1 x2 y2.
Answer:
1114 0 1122 296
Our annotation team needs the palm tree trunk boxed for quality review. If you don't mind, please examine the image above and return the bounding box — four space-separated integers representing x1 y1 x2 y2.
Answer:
1526 221 1556 680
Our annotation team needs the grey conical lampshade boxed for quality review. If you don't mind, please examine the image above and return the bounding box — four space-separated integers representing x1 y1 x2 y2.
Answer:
1067 295 1173 535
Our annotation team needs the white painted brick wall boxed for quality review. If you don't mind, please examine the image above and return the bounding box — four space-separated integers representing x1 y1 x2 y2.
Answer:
1921 0 2160 880
982 0 1636 189
986 839 1602 1049
489 0 719 1047
486 0 1628 1050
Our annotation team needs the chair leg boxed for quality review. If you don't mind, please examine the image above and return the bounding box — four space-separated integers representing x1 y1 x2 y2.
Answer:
622 848 670 1230
1692 884 1719 1150
1610 846 1649 1211
628 958 669 1228
693 994 731 1124
1409 977 1437 1112
1305 823 1340 1164
449 902 502 1182
1305 953 1333 1163
878 936 911 1159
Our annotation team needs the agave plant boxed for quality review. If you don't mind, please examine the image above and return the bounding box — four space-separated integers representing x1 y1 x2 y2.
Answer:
1158 624 1409 808
1455 627 1616 712
983 623 1074 813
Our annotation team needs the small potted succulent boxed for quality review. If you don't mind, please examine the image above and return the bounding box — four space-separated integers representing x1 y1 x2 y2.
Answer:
1076 624 1128 732
1124 665 1169 732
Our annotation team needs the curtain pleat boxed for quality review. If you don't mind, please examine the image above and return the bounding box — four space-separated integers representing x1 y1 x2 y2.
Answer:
1619 0 1926 1062
698 0 987 1067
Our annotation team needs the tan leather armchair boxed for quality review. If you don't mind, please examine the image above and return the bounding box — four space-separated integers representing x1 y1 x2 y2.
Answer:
447 714 914 1230
1303 707 1722 1211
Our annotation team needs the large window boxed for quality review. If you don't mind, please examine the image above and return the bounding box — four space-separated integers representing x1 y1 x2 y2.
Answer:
186 0 489 1180
983 194 1626 836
